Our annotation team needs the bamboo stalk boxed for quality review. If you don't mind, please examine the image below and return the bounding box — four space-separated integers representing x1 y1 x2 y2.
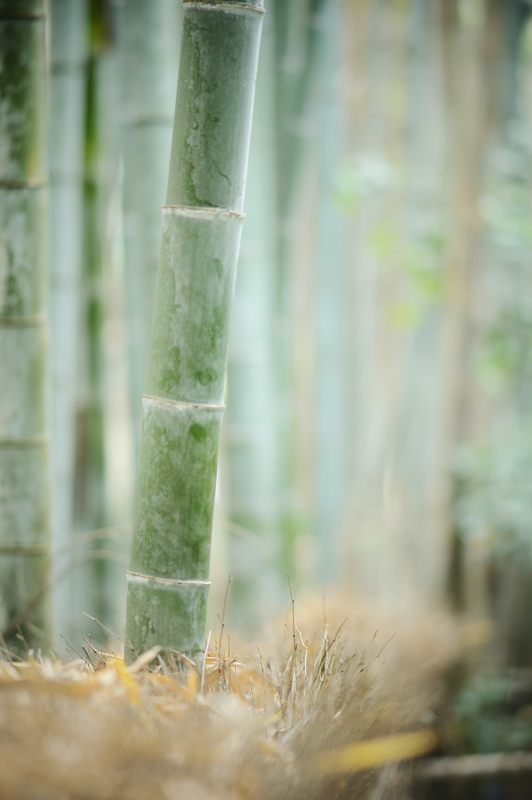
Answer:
49 0 89 648
0 0 51 648
73 0 120 642
119 0 181 448
313 0 349 584
271 0 326 579
125 0 264 660
224 6 281 626
78 34 109 632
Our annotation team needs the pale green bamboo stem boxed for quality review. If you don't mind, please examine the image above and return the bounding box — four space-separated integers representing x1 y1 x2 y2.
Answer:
49 0 89 648
119 0 181 447
342 0 403 601
395 0 448 603
224 7 281 626
272 0 326 579
0 0 51 648
274 0 325 286
314 0 349 585
74 1 120 642
125 0 264 659
80 46 108 624
429 0 491 608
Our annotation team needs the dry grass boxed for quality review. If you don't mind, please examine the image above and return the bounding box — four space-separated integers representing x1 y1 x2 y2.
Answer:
0 594 459 800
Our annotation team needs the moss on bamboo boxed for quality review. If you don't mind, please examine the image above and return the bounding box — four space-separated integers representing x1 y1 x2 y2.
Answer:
125 0 263 660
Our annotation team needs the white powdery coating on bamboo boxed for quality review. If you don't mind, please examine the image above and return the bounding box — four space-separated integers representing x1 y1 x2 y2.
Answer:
142 394 224 413
162 204 244 222
182 2 264 17
127 570 211 591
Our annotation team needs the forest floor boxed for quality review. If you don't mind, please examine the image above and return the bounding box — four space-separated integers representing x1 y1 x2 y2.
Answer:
0 596 478 800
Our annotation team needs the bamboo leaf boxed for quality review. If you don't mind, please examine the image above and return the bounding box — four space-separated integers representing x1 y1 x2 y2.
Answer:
317 728 438 774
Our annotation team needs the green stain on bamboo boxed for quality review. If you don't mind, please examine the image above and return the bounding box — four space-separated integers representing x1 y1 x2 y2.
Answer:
148 209 243 404
0 0 51 649
166 4 262 211
125 0 263 660
131 400 221 581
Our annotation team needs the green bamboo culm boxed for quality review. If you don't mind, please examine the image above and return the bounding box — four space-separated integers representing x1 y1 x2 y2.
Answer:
0 0 51 648
124 0 264 660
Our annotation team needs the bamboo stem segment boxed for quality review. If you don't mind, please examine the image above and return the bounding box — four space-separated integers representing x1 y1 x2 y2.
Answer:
125 0 264 659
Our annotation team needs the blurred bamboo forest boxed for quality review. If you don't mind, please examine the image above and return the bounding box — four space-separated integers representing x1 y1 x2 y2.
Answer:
2 0 532 668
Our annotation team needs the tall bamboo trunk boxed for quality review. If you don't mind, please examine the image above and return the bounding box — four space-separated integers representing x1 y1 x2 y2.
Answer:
0 0 51 648
272 0 326 579
73 0 120 642
431 0 492 609
396 0 447 603
313 0 349 584
224 6 281 626
119 0 181 449
341 0 404 601
78 46 108 633
49 0 89 648
125 0 264 659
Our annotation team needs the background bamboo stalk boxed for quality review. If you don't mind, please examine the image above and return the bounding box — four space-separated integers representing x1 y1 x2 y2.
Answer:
272 0 326 581
73 0 121 643
393 0 446 604
313 0 349 585
430 0 492 608
340 0 404 601
49 0 89 650
224 6 282 627
118 0 181 450
125 0 264 659
0 0 51 649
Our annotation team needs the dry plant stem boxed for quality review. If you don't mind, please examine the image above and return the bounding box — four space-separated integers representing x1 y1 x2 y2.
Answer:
0 0 51 650
419 751 532 780
124 0 264 660
217 574 232 686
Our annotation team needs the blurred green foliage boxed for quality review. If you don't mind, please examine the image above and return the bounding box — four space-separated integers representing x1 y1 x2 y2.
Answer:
334 153 446 330
334 153 399 211
451 674 532 753
454 427 532 559
453 131 532 564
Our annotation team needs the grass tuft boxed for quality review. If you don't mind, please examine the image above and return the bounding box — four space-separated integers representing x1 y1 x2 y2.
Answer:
0 593 458 799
